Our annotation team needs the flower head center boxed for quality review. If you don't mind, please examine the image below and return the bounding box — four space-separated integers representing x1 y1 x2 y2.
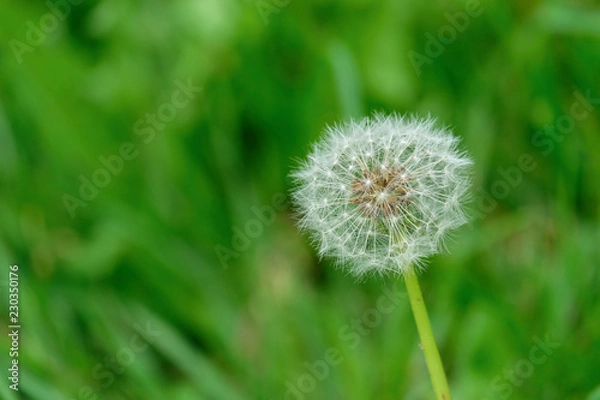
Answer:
350 166 411 220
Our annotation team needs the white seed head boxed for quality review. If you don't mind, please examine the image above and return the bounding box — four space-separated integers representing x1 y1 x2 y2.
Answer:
291 114 472 277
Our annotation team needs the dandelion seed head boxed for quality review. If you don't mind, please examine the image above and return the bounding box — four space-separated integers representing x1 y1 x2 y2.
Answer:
291 113 472 277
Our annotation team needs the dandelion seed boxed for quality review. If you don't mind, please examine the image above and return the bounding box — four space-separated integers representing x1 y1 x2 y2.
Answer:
291 113 472 277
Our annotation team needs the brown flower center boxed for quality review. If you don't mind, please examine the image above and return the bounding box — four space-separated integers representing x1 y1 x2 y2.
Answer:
350 165 411 219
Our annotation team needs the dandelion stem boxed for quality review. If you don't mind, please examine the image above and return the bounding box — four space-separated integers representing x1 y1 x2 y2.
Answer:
404 271 452 400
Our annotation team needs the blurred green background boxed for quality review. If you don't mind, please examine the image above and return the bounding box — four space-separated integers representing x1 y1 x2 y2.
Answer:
1 0 599 399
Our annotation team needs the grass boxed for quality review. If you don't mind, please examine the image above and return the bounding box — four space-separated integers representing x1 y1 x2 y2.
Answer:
0 0 599 399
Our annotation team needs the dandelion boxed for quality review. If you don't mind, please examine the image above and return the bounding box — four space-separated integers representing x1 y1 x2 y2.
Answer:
292 113 471 276
291 113 473 400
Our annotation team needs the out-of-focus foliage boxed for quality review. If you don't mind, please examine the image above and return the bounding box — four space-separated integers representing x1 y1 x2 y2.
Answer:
0 0 599 399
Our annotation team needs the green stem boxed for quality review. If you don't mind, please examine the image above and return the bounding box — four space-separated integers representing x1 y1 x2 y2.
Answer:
404 271 452 400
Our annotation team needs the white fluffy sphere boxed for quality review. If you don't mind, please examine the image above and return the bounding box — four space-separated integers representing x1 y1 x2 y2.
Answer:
291 114 472 277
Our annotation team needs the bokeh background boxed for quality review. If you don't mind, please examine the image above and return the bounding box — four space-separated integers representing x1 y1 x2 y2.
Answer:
1 0 599 399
